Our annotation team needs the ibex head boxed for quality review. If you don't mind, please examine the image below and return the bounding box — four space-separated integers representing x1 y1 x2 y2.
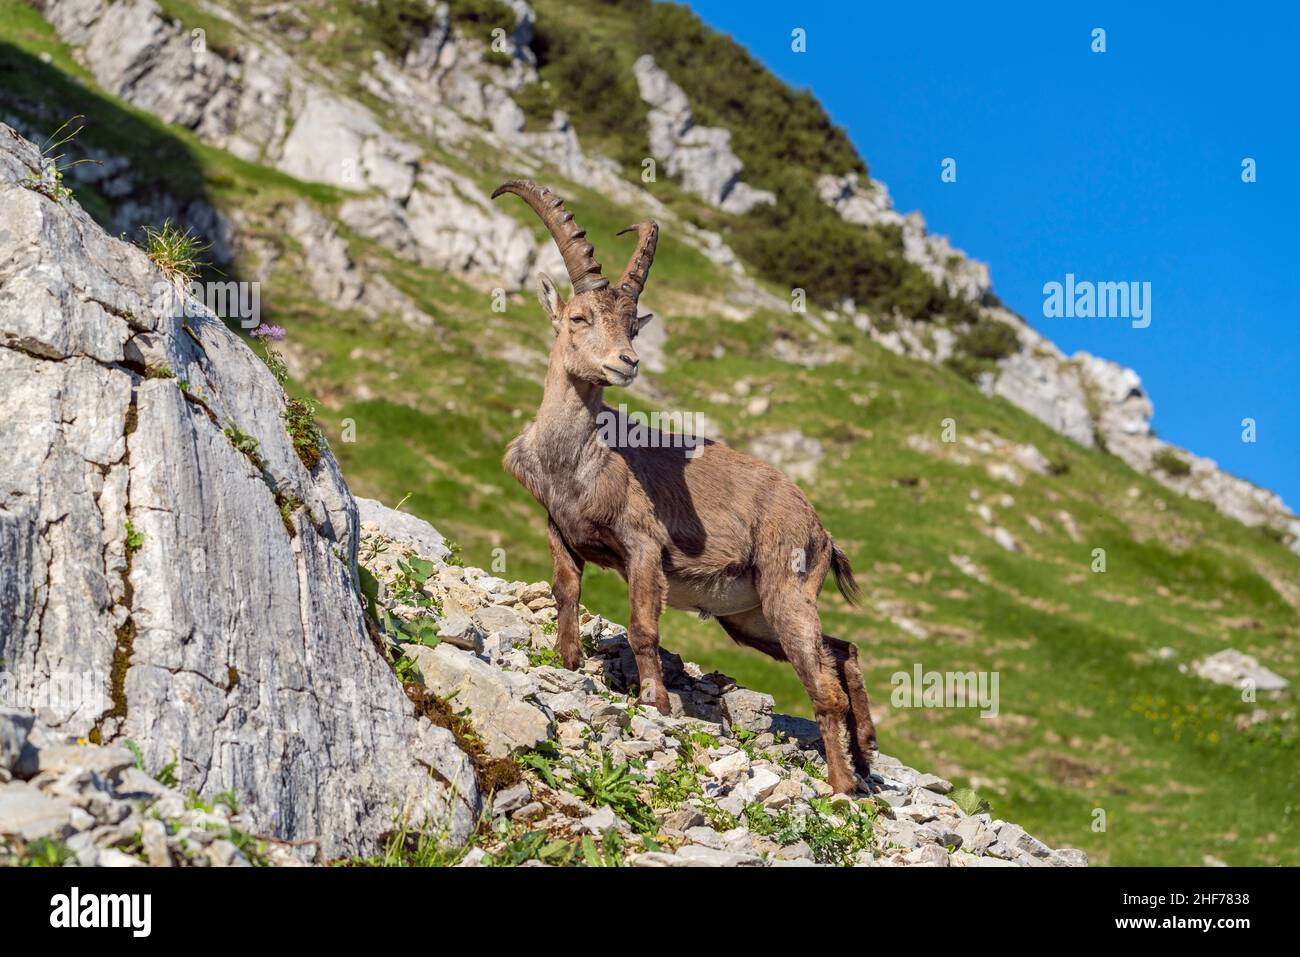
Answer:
492 180 657 388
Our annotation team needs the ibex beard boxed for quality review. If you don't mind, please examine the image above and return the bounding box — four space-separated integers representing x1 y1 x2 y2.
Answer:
492 180 878 793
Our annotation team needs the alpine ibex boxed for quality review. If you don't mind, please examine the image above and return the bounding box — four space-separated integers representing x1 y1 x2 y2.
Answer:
492 180 877 792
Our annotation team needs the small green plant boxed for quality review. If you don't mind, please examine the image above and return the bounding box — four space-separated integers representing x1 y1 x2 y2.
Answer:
251 324 291 384
276 491 303 537
124 521 144 554
399 617 442 648
144 365 176 379
743 796 878 865
518 741 562 788
154 750 180 789
388 555 439 615
13 837 75 867
124 740 178 787
580 829 626 867
223 420 266 471
567 752 643 815
140 219 210 283
444 539 466 568
395 654 421 684
484 828 579 867
282 397 324 471
526 645 564 668
19 115 99 203
949 786 992 817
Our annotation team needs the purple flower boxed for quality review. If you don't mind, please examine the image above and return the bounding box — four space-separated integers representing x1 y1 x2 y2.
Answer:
253 323 286 342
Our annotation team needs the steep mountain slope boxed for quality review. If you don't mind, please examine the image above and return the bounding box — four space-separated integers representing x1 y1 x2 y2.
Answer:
2 0 1296 865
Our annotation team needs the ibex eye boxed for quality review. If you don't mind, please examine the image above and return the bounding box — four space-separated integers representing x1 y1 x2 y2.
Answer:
570 314 588 325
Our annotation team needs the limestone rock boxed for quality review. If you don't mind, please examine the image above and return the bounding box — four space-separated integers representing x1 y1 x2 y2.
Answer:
1193 650 1289 692
408 644 552 757
633 55 774 214
0 710 34 773
0 123 478 859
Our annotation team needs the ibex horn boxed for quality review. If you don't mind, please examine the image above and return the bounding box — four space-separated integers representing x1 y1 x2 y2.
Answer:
491 180 608 294
615 221 659 302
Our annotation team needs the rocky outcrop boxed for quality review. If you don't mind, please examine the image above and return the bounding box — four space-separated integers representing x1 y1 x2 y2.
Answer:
4 482 1085 867
0 711 310 866
0 123 478 859
987 314 1300 548
817 172 992 303
34 0 294 164
818 168 1299 551
355 500 1086 867
35 0 539 288
634 55 775 215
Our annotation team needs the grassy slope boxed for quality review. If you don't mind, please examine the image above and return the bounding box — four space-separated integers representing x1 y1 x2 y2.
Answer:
3 0 1298 866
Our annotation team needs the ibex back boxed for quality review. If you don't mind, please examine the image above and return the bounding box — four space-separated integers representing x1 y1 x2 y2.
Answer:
492 180 877 793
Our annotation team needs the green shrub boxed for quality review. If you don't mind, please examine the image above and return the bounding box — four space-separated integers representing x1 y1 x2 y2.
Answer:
531 28 648 167
955 317 1020 360
1152 449 1192 477
370 0 440 58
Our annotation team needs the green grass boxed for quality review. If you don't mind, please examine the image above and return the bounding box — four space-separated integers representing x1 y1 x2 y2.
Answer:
141 219 211 282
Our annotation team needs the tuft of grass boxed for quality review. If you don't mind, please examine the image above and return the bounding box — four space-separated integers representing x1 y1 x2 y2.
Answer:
140 219 210 283
361 812 470 867
19 114 99 203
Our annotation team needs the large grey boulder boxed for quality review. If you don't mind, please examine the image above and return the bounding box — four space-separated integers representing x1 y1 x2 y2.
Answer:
0 123 478 858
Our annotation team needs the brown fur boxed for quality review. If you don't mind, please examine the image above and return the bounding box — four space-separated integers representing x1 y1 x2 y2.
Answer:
496 187 877 793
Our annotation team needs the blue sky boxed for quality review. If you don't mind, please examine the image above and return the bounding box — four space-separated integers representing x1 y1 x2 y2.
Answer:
686 0 1298 510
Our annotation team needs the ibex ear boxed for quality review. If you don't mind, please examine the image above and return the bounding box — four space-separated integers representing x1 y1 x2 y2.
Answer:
636 312 654 334
536 272 564 332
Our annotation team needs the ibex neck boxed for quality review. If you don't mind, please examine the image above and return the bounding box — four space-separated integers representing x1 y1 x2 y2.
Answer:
530 359 605 466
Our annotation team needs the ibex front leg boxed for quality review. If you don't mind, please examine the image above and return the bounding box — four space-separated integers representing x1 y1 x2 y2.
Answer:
547 517 584 671
627 547 671 715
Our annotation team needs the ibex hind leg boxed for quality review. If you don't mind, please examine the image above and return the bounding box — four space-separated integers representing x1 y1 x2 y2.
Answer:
825 636 877 782
739 591 859 795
